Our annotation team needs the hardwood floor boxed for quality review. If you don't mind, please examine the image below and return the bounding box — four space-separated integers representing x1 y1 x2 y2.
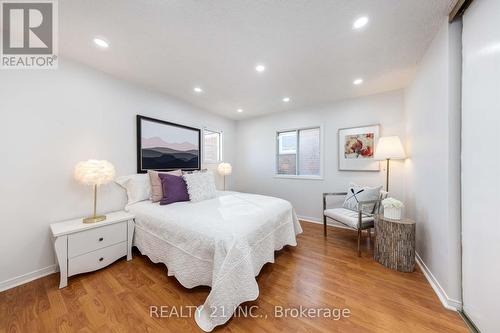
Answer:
0 222 468 333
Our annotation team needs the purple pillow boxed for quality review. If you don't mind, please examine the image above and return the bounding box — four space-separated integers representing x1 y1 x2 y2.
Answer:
158 173 189 205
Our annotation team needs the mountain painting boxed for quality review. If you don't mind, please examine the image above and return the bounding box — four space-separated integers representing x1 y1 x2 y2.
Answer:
137 115 201 172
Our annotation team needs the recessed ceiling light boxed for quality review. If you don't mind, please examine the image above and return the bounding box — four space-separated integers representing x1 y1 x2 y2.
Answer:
353 16 369 29
193 86 203 93
93 38 109 48
255 64 266 72
237 108 243 113
353 78 363 85
282 97 291 103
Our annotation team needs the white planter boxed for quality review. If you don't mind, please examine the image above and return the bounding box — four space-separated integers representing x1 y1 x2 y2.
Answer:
384 207 402 220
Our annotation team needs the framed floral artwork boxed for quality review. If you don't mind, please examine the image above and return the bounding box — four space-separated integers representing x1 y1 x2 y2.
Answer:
338 124 380 171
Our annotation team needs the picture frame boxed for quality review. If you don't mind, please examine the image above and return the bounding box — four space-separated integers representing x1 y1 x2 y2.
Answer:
338 124 380 171
137 115 201 173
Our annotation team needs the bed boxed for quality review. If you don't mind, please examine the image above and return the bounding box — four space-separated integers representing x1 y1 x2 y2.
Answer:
126 191 302 331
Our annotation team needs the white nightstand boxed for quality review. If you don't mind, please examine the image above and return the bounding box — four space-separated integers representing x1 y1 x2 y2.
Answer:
50 211 135 288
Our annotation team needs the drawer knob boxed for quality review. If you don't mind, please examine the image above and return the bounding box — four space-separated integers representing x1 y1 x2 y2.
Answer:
98 237 104 242
99 257 104 262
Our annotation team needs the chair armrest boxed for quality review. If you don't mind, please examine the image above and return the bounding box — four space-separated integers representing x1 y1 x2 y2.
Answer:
357 199 381 229
322 192 347 210
357 199 381 215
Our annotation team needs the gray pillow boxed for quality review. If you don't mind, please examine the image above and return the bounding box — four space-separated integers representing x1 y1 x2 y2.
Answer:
343 183 382 214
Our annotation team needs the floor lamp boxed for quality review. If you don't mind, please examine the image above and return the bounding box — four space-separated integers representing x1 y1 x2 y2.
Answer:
217 162 232 191
374 136 406 192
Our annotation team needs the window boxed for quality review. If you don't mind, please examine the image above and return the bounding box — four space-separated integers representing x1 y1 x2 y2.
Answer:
204 129 222 163
276 127 321 177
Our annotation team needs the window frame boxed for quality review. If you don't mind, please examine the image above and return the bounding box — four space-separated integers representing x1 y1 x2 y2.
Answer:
203 128 223 164
275 125 324 180
278 131 298 155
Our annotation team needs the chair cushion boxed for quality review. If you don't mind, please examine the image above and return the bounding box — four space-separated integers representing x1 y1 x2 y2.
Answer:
324 208 374 229
343 183 382 214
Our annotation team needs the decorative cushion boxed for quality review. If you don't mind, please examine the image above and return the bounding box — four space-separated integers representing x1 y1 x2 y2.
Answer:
182 171 217 202
148 169 182 202
343 183 382 214
158 174 190 205
324 208 375 229
115 174 151 205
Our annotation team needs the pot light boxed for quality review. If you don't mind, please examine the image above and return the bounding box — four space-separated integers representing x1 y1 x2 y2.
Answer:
353 16 369 29
353 78 363 85
237 108 243 113
193 86 203 93
93 38 109 48
282 97 291 103
255 64 266 72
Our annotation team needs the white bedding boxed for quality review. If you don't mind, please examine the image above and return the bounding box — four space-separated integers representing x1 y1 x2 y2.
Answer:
126 191 302 331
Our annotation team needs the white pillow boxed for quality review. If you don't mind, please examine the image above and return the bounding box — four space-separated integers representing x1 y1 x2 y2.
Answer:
343 183 382 214
115 173 151 205
183 171 217 202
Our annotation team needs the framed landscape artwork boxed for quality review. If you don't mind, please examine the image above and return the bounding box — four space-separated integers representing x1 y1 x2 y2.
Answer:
137 115 201 173
338 124 380 171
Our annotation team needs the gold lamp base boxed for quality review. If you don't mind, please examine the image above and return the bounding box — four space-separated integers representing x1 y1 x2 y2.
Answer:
82 184 107 224
83 215 106 224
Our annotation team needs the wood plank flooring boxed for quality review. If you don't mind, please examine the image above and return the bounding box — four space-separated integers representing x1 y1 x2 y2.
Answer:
0 222 468 332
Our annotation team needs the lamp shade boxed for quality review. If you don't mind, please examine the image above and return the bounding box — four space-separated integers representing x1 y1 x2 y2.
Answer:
217 162 232 176
374 136 406 160
74 160 115 185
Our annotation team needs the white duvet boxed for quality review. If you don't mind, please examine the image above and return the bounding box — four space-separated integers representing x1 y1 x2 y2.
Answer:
126 191 302 331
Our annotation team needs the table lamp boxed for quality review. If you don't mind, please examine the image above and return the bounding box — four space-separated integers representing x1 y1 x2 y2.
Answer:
74 160 116 223
217 162 232 191
374 136 406 192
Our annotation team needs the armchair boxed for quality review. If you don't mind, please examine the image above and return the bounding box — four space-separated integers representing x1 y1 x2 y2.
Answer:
323 190 388 257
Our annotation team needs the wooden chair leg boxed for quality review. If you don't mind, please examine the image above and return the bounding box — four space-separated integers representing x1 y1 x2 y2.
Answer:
357 229 361 257
368 228 372 243
323 215 327 236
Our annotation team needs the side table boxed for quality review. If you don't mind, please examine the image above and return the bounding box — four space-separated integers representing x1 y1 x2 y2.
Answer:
50 211 135 288
374 215 416 272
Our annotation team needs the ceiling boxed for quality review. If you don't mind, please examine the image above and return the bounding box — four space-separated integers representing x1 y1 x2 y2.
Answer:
59 0 456 119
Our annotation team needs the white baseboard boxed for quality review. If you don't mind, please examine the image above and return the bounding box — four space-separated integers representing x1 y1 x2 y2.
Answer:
297 215 322 224
415 252 462 311
0 264 58 292
297 215 353 230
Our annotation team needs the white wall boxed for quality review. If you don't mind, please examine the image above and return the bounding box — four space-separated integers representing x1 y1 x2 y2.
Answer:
404 18 462 307
462 0 500 331
234 90 405 222
0 59 236 287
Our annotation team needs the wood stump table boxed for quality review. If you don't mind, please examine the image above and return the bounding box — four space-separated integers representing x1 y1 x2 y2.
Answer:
374 215 416 272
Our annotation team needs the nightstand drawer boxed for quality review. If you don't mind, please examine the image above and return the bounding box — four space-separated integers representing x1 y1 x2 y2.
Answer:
68 241 127 276
68 222 127 258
